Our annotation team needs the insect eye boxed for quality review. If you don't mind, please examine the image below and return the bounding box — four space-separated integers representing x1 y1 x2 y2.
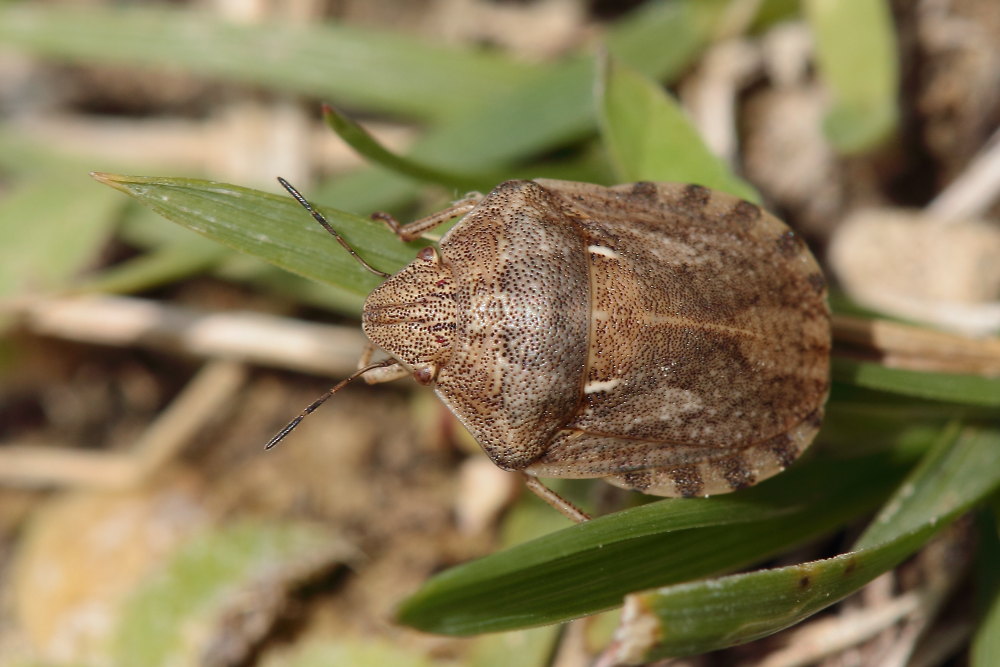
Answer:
417 246 438 263
413 365 437 385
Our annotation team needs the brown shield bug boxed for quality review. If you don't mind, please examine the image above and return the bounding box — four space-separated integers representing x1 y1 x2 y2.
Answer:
269 178 830 521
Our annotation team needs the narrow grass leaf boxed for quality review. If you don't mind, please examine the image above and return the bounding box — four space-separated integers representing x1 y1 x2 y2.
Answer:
91 174 420 299
396 448 919 635
833 358 1000 407
260 639 440 667
322 105 494 192
805 0 899 152
0 175 121 298
303 0 736 219
409 0 733 172
0 4 530 122
855 423 998 548
596 55 758 201
116 521 355 666
972 500 1000 667
78 240 228 294
613 425 1000 661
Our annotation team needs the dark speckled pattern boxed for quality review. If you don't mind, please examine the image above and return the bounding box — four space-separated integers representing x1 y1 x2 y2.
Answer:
363 179 831 496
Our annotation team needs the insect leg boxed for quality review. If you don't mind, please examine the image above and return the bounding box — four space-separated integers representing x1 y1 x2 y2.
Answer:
357 342 409 384
372 194 482 242
521 473 591 523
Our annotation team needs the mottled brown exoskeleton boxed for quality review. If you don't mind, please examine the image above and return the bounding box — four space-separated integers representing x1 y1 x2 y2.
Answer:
271 179 831 521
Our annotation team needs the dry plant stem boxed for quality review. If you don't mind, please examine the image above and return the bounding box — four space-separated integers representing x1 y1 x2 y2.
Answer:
551 617 593 667
875 531 969 667
831 313 1000 375
751 592 922 667
927 126 1000 221
683 38 761 167
11 113 414 176
907 618 976 667
13 295 368 376
0 359 246 489
521 474 591 523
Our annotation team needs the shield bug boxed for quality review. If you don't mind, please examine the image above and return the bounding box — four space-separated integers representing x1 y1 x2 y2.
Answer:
269 178 830 521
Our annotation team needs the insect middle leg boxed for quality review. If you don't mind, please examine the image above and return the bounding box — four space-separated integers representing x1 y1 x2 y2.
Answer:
521 473 591 523
371 193 483 242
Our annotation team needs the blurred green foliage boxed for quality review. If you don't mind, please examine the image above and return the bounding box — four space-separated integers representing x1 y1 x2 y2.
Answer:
3 1 993 664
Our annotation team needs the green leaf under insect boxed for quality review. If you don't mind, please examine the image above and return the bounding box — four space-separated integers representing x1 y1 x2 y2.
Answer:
396 444 923 635
90 173 422 300
833 358 1000 407
612 423 1000 661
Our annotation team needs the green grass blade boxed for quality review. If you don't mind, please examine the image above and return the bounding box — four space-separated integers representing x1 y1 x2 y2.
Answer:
805 0 899 153
78 240 229 295
91 174 419 298
972 499 1000 667
619 526 939 661
0 174 121 298
596 55 759 201
0 5 530 122
284 0 737 220
396 447 920 635
409 0 732 173
614 424 1000 661
855 423 999 548
115 520 355 666
322 105 495 193
833 358 1000 407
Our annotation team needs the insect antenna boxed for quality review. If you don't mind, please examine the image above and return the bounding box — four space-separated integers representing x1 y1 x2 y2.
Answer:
265 358 398 450
277 176 390 278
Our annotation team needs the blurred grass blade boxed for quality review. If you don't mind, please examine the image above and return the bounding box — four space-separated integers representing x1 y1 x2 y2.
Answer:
397 447 920 635
596 55 758 201
116 520 356 666
322 105 494 193
855 423 997 548
409 0 734 173
612 424 1000 662
79 240 229 295
0 5 530 122
833 358 1000 407
0 174 121 299
313 1 737 217
467 626 561 667
972 498 1000 667
259 639 441 667
91 173 419 298
616 527 937 661
805 0 899 153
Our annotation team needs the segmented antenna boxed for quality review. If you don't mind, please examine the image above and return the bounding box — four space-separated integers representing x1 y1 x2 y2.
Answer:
265 359 397 450
277 176 390 278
